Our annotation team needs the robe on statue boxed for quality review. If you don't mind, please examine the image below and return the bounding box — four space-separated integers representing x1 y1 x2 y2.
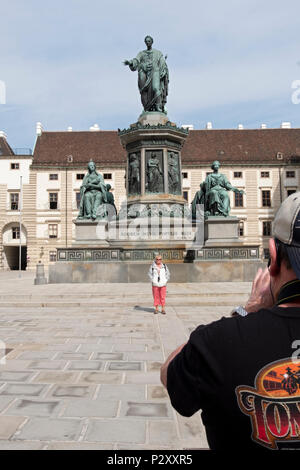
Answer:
129 48 169 112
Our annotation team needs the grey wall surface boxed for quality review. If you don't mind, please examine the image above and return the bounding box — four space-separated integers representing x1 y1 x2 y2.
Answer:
49 260 266 283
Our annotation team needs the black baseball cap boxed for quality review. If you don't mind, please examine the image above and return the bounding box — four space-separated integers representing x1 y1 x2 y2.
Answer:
273 192 300 278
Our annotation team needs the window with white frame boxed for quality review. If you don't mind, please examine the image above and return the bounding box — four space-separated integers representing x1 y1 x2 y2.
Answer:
48 224 58 238
12 226 20 239
49 251 57 262
262 190 271 207
49 193 58 210
10 193 19 210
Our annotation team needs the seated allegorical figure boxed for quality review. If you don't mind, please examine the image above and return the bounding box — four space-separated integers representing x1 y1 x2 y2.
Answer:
192 160 245 218
77 160 107 220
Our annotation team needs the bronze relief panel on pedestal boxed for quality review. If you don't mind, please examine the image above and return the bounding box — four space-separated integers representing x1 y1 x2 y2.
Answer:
128 152 141 196
145 150 164 193
167 151 181 195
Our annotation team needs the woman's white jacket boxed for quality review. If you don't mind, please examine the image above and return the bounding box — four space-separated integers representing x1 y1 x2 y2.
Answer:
148 261 170 287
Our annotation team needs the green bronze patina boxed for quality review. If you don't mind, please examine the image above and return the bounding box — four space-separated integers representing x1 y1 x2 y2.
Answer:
192 160 245 218
124 35 169 113
106 184 117 219
118 122 189 136
128 152 141 196
146 151 164 193
77 161 108 220
168 151 181 195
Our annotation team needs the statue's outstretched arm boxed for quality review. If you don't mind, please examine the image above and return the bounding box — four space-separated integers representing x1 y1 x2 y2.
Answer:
123 58 139 71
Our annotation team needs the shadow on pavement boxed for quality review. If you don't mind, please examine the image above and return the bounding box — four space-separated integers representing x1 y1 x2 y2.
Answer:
134 305 154 313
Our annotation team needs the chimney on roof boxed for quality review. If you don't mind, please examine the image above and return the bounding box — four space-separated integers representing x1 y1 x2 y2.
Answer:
205 122 212 130
36 122 43 136
280 122 291 129
182 124 194 130
261 124 267 129
238 124 244 130
67 126 73 132
0 131 7 139
89 123 100 131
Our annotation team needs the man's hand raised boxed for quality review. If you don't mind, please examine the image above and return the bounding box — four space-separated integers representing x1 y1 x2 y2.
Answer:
245 267 274 313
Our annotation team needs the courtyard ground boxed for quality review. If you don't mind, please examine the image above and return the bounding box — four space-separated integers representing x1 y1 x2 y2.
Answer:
0 271 251 450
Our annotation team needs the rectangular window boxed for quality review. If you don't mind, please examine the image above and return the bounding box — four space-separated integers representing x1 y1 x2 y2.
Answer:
49 251 57 262
234 172 242 178
10 163 19 170
12 227 20 239
234 191 243 207
103 173 112 180
76 192 81 209
286 171 296 178
76 173 85 180
239 221 244 236
48 224 58 238
183 191 189 202
49 174 58 180
262 190 271 207
287 189 297 197
263 221 272 237
261 171 270 178
10 193 19 210
49 193 58 210
182 172 188 179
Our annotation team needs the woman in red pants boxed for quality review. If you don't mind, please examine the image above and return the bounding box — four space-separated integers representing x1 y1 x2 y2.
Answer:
148 254 170 314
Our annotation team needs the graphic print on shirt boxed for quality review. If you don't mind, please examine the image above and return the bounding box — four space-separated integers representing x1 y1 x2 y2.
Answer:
236 358 300 449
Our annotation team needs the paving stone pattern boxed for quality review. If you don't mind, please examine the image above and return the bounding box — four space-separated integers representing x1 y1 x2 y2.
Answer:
0 272 251 449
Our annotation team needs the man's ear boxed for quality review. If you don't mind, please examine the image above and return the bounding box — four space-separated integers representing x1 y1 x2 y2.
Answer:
269 238 280 276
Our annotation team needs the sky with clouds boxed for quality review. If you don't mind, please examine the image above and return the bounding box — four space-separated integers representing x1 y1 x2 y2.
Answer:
0 0 300 149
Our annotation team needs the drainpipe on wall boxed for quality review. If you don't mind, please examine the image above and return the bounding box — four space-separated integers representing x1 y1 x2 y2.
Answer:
278 167 283 204
19 175 23 277
65 167 68 248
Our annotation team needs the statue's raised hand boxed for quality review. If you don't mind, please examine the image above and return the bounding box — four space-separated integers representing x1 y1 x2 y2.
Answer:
123 60 131 66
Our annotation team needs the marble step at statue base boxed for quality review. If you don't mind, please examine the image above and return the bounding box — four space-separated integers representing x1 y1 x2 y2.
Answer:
204 216 239 245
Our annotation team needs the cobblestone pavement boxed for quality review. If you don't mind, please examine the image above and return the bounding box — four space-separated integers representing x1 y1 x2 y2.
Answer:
0 272 251 450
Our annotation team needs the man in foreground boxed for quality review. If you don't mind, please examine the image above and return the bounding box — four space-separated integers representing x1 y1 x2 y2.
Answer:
161 192 300 450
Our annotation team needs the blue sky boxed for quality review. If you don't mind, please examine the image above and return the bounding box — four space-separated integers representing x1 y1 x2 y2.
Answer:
0 0 300 149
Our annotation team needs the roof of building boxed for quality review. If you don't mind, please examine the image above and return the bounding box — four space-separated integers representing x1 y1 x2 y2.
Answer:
182 129 300 165
31 128 300 166
32 131 126 166
0 137 15 156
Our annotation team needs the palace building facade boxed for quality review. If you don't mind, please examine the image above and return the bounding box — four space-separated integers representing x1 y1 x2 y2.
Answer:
0 123 299 271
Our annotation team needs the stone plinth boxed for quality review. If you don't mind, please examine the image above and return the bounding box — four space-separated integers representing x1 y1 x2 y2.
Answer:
49 259 265 284
118 119 189 216
204 216 239 245
136 111 171 126
74 219 109 246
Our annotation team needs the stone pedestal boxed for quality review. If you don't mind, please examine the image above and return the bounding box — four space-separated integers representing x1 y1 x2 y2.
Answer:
136 111 171 126
204 216 239 245
74 219 109 247
118 114 189 218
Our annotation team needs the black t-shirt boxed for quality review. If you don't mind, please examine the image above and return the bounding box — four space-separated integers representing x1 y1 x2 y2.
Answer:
167 306 300 450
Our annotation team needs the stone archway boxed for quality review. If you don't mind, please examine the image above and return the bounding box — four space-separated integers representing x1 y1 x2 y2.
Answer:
2 222 27 270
